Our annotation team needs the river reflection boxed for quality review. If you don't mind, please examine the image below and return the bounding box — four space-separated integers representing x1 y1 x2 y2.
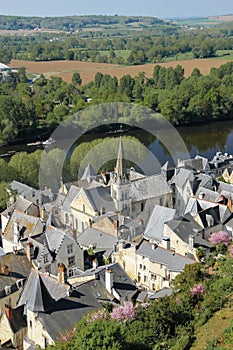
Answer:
1 120 233 172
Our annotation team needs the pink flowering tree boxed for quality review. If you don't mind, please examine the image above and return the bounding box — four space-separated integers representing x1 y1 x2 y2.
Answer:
58 326 77 342
209 231 232 247
190 283 205 298
110 301 138 323
86 309 107 324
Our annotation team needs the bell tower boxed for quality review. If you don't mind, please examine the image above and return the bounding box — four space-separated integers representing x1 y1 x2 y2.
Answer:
111 137 131 214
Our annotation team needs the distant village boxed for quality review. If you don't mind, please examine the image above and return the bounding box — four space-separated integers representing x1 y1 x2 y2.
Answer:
1 137 233 349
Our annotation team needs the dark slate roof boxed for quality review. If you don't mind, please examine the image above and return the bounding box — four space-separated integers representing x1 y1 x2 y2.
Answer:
137 240 195 272
18 270 68 312
131 174 171 202
144 205 176 243
44 225 67 253
8 305 27 333
149 287 173 300
3 210 44 242
166 216 211 248
98 263 137 300
37 282 102 341
77 227 118 250
0 251 31 295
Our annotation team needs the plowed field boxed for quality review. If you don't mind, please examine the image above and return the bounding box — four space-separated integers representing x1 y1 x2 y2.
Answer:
10 58 229 84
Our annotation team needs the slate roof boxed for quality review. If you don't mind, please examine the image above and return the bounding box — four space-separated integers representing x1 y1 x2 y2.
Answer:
77 227 118 250
166 216 211 248
3 210 44 242
149 287 173 300
1 197 37 218
74 186 116 213
45 225 69 253
0 251 31 296
195 187 219 202
144 205 176 243
171 168 194 189
7 305 27 333
81 163 97 181
131 174 171 202
10 181 38 197
98 263 137 300
18 270 69 312
61 185 80 213
137 240 195 272
37 282 101 341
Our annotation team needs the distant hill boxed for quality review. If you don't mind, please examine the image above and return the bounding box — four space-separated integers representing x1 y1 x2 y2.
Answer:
0 15 167 31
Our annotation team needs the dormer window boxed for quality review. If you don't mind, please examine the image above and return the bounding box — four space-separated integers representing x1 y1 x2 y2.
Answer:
16 279 24 289
5 286 11 295
67 244 73 254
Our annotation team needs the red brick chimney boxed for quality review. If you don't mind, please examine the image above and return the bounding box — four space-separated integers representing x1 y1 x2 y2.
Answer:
58 263 67 284
114 219 119 230
4 304 13 320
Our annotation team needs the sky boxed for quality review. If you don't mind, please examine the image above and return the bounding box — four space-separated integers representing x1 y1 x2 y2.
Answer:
1 0 232 18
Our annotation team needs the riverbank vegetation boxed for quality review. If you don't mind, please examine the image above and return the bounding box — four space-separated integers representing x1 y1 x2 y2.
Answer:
1 61 233 146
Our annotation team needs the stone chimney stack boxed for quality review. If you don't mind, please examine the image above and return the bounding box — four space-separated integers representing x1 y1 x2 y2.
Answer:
92 258 98 269
228 197 233 212
58 263 67 284
114 219 119 230
189 235 195 249
161 237 170 250
4 304 13 320
100 207 105 215
105 267 113 294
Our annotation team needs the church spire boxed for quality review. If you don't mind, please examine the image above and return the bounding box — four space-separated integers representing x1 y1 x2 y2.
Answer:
116 137 124 180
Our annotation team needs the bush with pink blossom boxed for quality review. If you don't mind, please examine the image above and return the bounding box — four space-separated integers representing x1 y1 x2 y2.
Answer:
209 231 232 247
110 301 138 323
190 283 205 297
229 245 233 258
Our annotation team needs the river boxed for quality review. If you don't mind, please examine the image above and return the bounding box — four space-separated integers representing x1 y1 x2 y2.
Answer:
1 119 233 170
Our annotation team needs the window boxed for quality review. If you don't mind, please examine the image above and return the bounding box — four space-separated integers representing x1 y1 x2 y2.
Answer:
152 283 156 291
29 320 32 328
137 272 141 282
144 275 147 283
151 274 157 281
67 244 73 254
68 256 75 267
45 265 51 274
83 204 86 213
16 279 24 289
4 286 11 295
143 265 146 271
44 254 49 264
141 202 145 212
139 264 142 270
68 269 74 277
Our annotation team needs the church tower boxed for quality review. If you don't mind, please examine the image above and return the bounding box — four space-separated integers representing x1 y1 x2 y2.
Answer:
111 137 131 214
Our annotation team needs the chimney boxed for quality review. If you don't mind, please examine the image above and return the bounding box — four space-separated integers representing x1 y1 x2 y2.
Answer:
58 263 67 284
105 267 113 294
161 237 170 250
100 207 105 215
26 242 34 262
189 235 195 249
2 264 9 276
228 197 233 212
13 246 18 255
4 304 13 320
92 258 98 269
114 219 119 230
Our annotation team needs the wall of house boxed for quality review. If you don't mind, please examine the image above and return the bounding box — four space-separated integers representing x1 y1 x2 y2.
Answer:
112 244 137 281
70 195 96 232
25 309 54 349
163 224 197 258
0 313 14 346
0 289 23 316
2 238 23 254
13 328 27 350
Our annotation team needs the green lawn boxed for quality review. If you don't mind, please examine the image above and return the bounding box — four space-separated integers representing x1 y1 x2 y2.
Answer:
98 49 131 60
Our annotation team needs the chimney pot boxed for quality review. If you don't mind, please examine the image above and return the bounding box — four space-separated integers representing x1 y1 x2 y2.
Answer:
105 267 113 294
58 263 67 284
